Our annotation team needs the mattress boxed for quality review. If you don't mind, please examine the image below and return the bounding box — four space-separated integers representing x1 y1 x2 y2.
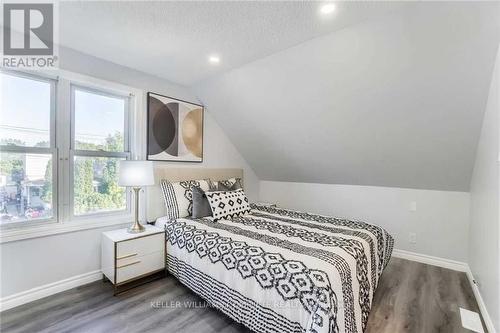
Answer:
156 203 394 333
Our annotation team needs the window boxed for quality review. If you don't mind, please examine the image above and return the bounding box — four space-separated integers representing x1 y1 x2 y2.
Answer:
0 72 56 225
71 86 130 216
1 73 53 147
0 71 134 228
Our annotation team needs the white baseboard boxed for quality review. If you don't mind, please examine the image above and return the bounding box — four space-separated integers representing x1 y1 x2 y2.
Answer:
0 270 102 312
465 268 497 333
392 248 468 272
392 248 495 333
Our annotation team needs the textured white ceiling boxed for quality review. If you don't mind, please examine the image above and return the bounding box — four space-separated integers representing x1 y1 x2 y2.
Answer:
60 1 407 85
194 2 500 191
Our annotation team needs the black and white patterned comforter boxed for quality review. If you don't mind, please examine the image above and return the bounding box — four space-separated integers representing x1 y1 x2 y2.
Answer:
156 204 394 333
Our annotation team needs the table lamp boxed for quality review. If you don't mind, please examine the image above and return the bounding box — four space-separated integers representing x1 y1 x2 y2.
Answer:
118 160 155 233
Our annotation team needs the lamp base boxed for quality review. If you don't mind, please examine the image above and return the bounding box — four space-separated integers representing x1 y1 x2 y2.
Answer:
128 220 145 233
127 187 145 233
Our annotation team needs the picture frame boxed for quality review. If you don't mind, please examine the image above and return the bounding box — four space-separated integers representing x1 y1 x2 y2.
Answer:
146 92 204 162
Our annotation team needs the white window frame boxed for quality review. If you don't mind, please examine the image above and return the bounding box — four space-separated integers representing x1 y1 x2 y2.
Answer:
0 70 58 228
69 84 132 219
1 69 143 242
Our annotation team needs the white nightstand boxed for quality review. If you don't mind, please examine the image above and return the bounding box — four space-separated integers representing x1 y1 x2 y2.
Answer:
101 225 165 294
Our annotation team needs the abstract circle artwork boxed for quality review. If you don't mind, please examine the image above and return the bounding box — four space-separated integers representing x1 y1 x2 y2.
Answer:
147 92 203 162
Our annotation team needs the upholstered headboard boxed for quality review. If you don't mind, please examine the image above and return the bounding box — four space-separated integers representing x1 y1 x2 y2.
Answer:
146 166 243 222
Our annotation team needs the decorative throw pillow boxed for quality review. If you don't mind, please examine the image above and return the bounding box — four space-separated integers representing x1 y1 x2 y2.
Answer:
206 189 251 221
210 177 243 191
160 179 211 219
208 180 218 190
217 178 243 191
191 186 213 218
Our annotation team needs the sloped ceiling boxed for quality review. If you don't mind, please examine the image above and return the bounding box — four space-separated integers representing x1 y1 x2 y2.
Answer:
194 2 500 191
59 1 407 85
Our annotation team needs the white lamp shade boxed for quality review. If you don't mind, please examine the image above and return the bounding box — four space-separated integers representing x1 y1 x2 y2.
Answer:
118 160 155 187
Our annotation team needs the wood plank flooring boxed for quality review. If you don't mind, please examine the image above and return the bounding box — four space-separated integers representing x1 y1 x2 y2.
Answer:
365 258 485 333
0 258 485 333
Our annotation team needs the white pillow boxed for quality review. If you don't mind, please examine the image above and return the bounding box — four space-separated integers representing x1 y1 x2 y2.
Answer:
205 189 251 222
160 179 211 219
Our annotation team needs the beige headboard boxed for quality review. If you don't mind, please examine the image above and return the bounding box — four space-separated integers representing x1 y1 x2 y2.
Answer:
146 167 243 222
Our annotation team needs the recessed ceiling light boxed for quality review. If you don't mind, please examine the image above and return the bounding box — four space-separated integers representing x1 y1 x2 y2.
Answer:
320 3 336 15
209 55 220 64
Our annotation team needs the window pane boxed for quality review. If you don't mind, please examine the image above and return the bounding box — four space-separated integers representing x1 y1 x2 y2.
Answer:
73 156 126 215
74 89 126 152
0 152 53 224
0 73 51 147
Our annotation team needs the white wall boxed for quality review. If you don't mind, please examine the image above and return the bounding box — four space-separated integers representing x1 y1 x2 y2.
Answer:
0 224 128 298
259 181 470 262
0 47 258 299
195 2 500 192
469 47 500 331
59 47 259 200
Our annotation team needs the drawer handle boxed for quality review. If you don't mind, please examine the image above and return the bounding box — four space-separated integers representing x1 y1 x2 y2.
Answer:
117 260 141 269
117 253 138 260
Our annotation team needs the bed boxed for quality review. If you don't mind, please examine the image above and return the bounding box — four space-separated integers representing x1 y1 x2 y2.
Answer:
148 168 394 333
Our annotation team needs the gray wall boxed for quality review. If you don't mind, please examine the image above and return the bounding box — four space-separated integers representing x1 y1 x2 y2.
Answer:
468 46 500 332
260 181 470 262
194 2 500 192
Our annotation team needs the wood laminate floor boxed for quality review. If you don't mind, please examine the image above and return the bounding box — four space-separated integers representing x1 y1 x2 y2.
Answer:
0 258 485 333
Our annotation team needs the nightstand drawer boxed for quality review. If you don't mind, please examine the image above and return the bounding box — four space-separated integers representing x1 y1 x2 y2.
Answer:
117 233 163 259
116 251 164 284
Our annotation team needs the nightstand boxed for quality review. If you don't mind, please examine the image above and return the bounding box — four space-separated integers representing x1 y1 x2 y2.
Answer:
101 225 165 294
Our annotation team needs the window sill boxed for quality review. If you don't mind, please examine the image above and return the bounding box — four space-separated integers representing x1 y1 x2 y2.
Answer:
0 215 134 244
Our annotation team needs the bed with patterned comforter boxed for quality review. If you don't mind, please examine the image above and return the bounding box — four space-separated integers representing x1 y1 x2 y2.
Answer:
156 203 394 333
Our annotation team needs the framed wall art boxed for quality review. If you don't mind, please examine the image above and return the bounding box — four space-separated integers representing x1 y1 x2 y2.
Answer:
147 92 204 162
